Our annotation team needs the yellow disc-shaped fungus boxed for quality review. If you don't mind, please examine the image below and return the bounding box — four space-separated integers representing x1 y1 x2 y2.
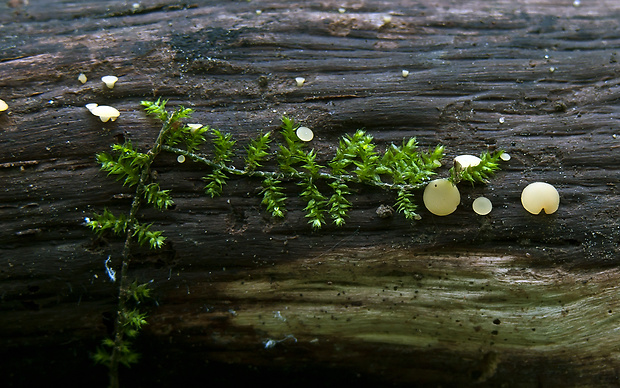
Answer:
423 178 460 216
78 73 87 84
101 75 118 89
85 103 98 113
0 99 8 112
90 105 120 122
521 182 559 215
296 126 314 142
454 154 481 170
295 77 305 87
472 196 493 215
187 123 203 133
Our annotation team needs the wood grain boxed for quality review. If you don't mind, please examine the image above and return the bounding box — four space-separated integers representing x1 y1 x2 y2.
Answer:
1 0 619 386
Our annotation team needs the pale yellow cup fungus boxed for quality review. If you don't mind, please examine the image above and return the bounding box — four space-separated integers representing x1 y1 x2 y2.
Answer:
177 155 186 163
87 103 120 122
187 123 203 133
472 196 492 215
296 126 314 142
101 75 119 89
295 77 305 87
454 154 481 170
521 182 559 215
78 73 87 84
401 70 409 78
0 99 8 112
423 178 460 216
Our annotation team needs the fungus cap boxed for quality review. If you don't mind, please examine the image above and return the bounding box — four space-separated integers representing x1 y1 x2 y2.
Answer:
85 103 98 113
454 154 481 170
78 73 87 84
472 196 493 215
423 178 460 216
187 123 203 133
0 99 8 112
90 105 120 122
295 77 305 87
296 126 314 142
101 75 118 89
521 182 559 215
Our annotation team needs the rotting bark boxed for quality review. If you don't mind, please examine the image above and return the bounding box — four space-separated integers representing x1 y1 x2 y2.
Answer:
1 0 620 387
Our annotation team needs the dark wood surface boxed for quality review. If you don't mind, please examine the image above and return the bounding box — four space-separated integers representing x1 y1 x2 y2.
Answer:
1 0 620 386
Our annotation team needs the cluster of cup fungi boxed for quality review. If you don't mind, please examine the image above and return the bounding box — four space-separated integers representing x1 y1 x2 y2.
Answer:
423 153 559 217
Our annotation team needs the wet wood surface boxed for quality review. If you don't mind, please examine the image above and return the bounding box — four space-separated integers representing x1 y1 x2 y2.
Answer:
1 0 620 386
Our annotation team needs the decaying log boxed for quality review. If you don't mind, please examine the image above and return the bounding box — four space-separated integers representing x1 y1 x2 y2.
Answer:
1 0 620 386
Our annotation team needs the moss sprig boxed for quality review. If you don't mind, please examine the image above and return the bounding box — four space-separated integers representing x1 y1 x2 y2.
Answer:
96 141 148 187
93 281 151 370
88 99 194 388
245 131 272 171
395 188 420 221
299 177 328 229
261 177 287 218
327 180 352 227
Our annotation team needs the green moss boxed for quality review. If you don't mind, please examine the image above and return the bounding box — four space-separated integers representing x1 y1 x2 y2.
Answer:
88 99 504 387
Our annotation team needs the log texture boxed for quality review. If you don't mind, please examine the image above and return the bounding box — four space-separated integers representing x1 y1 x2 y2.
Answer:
1 0 620 387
